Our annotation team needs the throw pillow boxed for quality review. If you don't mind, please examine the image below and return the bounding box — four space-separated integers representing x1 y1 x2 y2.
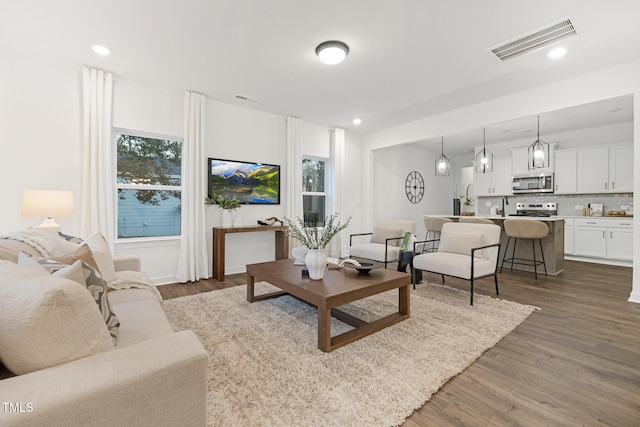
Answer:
58 231 83 244
370 227 403 246
17 249 120 341
83 233 117 284
0 269 113 375
18 253 87 286
438 232 485 257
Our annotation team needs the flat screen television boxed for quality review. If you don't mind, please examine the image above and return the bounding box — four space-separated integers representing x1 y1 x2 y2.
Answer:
208 158 281 204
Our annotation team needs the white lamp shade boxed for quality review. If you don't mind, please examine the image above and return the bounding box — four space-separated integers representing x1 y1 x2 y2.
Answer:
21 190 74 218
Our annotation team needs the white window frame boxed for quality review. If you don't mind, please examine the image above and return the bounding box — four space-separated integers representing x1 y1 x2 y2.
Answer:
114 128 183 241
302 156 328 226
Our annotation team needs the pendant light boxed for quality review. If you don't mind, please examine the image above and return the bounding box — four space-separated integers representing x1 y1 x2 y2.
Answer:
528 116 550 169
475 127 493 173
435 137 450 177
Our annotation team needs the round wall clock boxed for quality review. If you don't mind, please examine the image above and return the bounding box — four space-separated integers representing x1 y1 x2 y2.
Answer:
405 171 424 204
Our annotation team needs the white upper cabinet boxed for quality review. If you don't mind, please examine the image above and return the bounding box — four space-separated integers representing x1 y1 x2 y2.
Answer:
609 144 633 192
577 143 633 193
474 157 512 196
554 149 577 193
511 145 555 176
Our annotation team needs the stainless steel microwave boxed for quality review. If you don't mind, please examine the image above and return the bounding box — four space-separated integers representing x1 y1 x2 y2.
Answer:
512 173 554 194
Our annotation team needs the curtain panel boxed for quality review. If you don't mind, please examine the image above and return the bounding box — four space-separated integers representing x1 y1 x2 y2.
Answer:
176 92 209 282
329 128 348 258
80 67 115 250
286 117 303 250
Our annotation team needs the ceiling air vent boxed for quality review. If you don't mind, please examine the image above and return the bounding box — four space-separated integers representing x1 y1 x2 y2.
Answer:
486 15 579 62
234 94 259 103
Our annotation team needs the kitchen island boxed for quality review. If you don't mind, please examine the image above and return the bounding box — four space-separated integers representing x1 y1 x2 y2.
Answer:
428 215 565 275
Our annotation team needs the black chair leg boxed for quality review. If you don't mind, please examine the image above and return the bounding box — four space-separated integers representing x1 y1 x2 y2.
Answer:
441 274 445 283
531 239 538 280
500 237 511 273
494 273 499 295
539 238 548 276
470 277 474 305
510 238 517 271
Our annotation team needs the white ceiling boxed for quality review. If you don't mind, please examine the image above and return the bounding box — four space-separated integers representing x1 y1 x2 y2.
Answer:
2 1 639 144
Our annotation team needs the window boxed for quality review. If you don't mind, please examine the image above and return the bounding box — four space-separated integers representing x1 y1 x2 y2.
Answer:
115 130 182 238
302 158 326 227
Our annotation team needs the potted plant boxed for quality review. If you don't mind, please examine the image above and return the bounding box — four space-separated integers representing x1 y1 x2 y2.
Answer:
284 213 351 280
206 194 241 226
460 194 475 215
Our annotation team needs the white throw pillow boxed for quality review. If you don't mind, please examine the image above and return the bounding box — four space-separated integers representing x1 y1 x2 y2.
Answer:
438 232 485 257
84 233 117 284
370 227 403 246
0 262 113 375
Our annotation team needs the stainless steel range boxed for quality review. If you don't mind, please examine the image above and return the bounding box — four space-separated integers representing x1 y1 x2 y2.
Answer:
510 202 557 217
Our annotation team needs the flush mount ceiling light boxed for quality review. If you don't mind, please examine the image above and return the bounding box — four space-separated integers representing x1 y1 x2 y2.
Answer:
92 44 111 55
528 116 550 169
352 118 361 125
476 127 494 174
435 137 451 177
315 40 349 65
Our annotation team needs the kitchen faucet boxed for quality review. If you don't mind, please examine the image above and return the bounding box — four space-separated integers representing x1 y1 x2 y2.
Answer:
501 196 509 217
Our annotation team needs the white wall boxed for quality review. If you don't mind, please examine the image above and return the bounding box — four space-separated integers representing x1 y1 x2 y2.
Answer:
0 54 82 235
371 144 454 239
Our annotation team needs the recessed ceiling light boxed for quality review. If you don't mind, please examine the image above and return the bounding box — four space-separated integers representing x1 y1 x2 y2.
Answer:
92 45 111 56
547 47 566 59
352 118 362 125
315 41 349 65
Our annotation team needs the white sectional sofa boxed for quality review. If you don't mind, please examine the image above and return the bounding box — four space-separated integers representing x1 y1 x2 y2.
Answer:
0 233 208 427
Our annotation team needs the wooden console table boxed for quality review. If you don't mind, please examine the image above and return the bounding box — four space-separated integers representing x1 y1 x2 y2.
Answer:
212 225 289 281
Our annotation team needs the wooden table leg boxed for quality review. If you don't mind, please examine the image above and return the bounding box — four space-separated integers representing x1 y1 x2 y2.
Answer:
212 229 226 281
399 284 410 316
317 303 331 352
246 273 255 302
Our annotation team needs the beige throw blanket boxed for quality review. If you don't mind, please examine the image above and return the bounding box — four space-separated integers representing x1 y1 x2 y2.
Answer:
0 230 54 257
109 270 163 301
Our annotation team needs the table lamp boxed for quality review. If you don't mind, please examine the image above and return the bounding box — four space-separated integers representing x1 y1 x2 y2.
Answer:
21 189 74 233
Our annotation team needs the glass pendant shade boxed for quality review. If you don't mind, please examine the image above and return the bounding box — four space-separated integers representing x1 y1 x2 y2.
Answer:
475 128 493 173
528 116 550 169
435 137 451 177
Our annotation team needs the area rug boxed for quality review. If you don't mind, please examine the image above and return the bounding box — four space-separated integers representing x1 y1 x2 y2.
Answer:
164 282 538 427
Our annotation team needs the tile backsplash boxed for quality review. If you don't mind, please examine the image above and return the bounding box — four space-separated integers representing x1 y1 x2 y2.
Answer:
477 193 633 216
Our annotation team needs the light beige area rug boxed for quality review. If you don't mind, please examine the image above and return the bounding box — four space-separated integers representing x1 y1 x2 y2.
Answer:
164 282 538 427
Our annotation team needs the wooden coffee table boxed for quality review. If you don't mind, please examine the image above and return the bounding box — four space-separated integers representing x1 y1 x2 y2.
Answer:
246 259 410 352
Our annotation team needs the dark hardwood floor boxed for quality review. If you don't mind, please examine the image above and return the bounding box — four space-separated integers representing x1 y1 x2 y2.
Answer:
159 260 640 426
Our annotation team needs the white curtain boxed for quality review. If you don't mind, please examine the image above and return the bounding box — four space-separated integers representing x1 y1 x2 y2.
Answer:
176 92 209 282
286 117 303 250
80 67 115 250
329 128 348 258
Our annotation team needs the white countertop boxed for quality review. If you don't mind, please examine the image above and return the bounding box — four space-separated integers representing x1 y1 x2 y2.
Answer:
428 214 633 222
428 214 566 222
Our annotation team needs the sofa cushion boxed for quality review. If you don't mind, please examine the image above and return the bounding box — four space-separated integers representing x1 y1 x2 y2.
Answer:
370 227 403 246
438 231 485 257
111 296 174 348
18 250 120 341
84 233 117 284
413 252 495 279
349 243 401 263
0 260 113 375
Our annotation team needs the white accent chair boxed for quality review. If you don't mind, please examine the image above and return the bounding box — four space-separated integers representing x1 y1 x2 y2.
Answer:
349 220 417 268
411 222 502 305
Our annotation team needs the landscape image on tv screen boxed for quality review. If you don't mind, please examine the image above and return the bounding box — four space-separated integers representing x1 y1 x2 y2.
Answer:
208 158 280 204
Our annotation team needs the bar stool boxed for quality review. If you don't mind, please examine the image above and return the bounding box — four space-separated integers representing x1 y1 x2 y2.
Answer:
500 219 549 279
422 216 452 252
459 217 496 225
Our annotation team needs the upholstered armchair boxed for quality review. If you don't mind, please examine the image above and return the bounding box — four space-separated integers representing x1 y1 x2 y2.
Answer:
411 222 501 305
348 220 417 268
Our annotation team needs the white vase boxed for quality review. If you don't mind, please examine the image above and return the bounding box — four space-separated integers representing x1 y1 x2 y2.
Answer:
222 210 232 227
305 249 327 280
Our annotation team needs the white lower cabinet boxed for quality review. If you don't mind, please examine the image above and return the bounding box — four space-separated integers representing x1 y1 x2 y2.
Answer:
573 218 633 262
564 218 574 255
